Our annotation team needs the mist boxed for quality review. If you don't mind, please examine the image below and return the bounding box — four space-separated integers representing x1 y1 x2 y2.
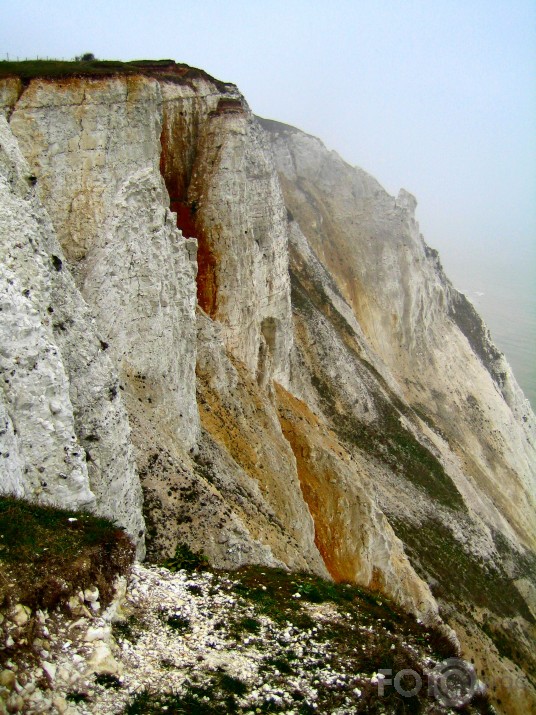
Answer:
2 0 534 403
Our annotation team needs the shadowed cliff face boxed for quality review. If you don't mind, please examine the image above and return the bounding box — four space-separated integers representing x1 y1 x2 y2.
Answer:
158 81 293 382
0 66 535 714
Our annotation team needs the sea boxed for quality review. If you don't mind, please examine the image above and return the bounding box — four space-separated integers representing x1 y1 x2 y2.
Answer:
438 242 536 411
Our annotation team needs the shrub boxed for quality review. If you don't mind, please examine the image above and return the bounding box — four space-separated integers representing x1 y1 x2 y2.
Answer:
162 543 208 572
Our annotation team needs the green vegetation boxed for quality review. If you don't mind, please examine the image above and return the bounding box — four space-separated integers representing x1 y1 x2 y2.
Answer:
66 692 90 704
95 673 122 689
0 59 231 91
124 673 249 714
234 615 261 634
162 542 209 572
231 566 449 649
121 565 496 714
111 614 144 644
309 363 465 511
392 518 533 622
391 517 536 684
164 613 191 633
0 495 134 610
493 529 536 582
448 291 503 387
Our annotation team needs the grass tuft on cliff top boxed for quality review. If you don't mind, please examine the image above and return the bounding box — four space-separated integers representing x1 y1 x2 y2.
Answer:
0 495 134 611
0 59 233 90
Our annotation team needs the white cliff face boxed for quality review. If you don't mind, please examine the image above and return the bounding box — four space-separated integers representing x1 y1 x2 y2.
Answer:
160 83 293 386
7 76 200 452
0 116 93 509
0 115 145 554
188 109 292 386
264 122 452 361
194 310 326 573
0 72 295 572
0 78 21 118
263 118 536 551
2 65 535 713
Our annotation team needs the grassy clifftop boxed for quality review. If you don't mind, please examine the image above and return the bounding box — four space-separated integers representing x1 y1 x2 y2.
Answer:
0 59 233 91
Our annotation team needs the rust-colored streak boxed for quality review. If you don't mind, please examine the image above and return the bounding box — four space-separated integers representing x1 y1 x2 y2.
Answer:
170 199 218 317
159 104 219 317
171 201 197 238
196 227 218 317
275 383 361 584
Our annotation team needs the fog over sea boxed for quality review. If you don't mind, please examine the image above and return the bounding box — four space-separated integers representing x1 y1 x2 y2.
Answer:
438 242 536 411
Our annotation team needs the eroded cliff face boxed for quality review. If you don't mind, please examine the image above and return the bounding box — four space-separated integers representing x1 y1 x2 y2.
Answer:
0 115 145 554
1 65 535 714
263 118 536 551
159 83 293 385
261 117 536 713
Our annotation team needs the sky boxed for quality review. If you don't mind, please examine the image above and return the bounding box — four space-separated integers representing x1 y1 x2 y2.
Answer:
1 0 535 401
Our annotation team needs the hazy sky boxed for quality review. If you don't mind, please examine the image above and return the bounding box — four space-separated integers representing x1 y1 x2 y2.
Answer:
1 0 535 398
2 0 535 256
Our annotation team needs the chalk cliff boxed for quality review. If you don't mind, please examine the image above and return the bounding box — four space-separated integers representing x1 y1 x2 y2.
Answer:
0 62 534 713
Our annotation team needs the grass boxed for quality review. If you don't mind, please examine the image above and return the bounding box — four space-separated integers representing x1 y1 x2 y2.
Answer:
391 517 536 685
164 613 191 633
391 518 533 622
308 363 465 511
229 568 495 713
123 674 248 714
231 565 452 651
95 673 122 689
0 495 134 611
111 614 144 644
0 59 233 91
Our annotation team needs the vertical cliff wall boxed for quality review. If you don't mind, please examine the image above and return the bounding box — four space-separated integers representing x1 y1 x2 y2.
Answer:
1 64 535 713
0 115 145 554
0 70 316 579
7 76 200 452
159 82 292 386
